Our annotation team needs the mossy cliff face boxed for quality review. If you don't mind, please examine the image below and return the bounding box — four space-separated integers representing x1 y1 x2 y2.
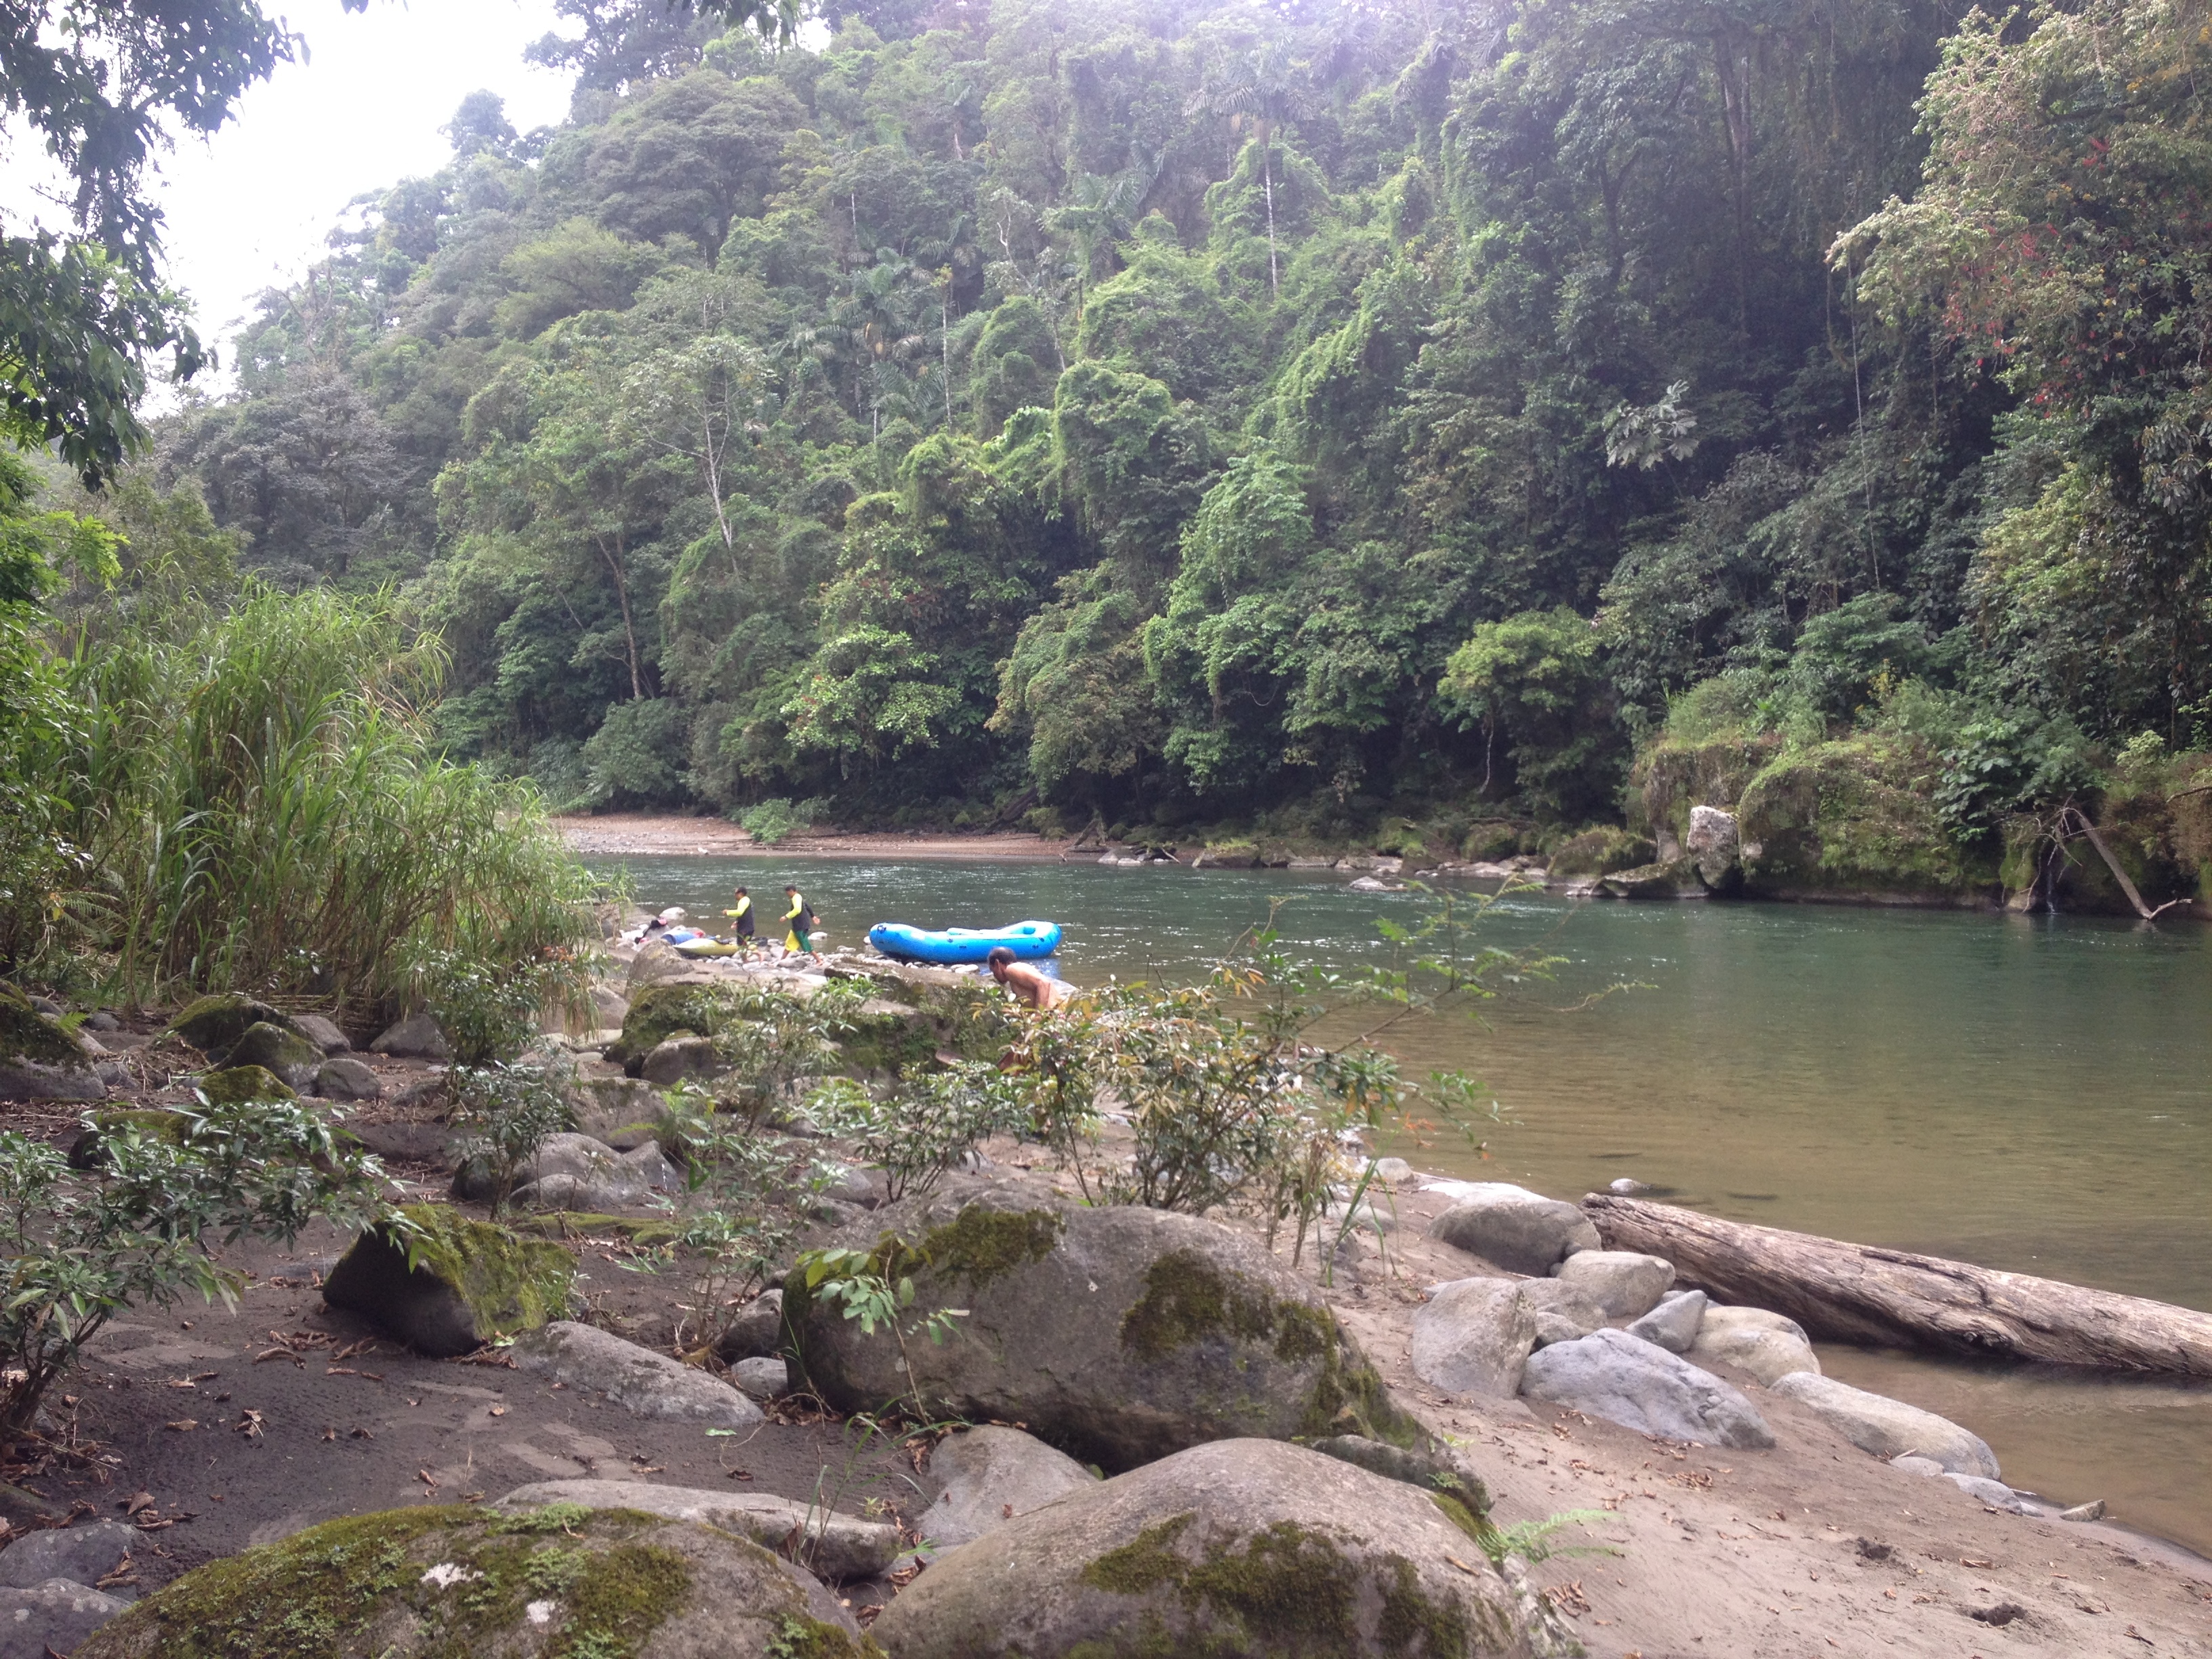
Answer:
785 1180 1425 1475
1634 731 1996 901
73 1502 878 1659
869 1439 1546 1659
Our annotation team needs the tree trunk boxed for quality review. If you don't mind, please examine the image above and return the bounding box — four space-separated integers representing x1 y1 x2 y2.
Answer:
1581 1194 2212 1375
1261 136 1279 298
596 532 645 701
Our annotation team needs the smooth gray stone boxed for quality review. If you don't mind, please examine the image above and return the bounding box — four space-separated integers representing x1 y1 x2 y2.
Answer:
1410 1278 1536 1397
1552 1249 1676 1320
0 1578 128 1657
1626 1288 1708 1354
1519 1279 1606 1349
312 1055 382 1101
731 1357 789 1401
0 1521 140 1597
1521 1328 1776 1448
511 1320 762 1429
1427 1184 1599 1275
1689 1305 1821 1385
1769 1372 1998 1478
923 1425 1098 1551
716 1290 786 1364
1944 1473 2030 1513
369 1011 449 1059
290 1012 350 1054
642 1034 721 1086
1890 1454 1945 1477
2057 1498 2106 1522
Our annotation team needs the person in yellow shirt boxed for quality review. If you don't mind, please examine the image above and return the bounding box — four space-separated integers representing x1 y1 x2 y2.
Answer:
722 887 755 954
781 885 817 956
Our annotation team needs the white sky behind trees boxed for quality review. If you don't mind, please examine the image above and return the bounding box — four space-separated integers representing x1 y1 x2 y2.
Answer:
152 0 573 383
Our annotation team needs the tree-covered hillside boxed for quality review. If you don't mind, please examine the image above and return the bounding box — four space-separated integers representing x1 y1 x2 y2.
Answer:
139 0 2212 863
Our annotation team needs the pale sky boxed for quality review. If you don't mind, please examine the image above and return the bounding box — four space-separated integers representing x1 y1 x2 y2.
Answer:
150 0 575 382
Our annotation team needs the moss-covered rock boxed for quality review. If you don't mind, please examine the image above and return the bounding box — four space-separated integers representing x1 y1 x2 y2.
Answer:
323 1204 575 1357
166 994 293 1057
608 983 743 1070
1734 737 1996 901
1194 841 1261 869
197 1064 297 1105
1546 827 1657 878
0 985 84 1066
509 1212 685 1247
785 1179 1427 1475
0 985 104 1101
869 1439 1553 1658
66 1108 197 1170
73 1502 876 1659
222 1021 323 1088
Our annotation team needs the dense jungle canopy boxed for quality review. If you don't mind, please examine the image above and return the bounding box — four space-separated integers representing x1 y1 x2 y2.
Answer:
15 0 2212 858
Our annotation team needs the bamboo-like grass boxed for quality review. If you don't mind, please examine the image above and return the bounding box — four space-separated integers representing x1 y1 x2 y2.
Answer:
58 586 594 1012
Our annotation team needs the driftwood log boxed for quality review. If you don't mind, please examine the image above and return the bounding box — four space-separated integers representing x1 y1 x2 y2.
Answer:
1582 1193 2212 1376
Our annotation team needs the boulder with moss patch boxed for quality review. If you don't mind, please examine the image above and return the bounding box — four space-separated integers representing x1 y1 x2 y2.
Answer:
67 1108 195 1169
0 986 104 1102
195 1064 297 1105
165 994 292 1058
608 982 741 1071
323 1205 575 1357
786 1178 1425 1474
73 1501 874 1659
869 1438 1561 1659
220 1021 324 1090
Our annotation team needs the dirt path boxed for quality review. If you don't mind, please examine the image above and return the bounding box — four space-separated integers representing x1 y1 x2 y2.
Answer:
554 813 1078 862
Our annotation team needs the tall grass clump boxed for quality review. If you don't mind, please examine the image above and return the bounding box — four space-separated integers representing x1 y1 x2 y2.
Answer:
54 586 593 1010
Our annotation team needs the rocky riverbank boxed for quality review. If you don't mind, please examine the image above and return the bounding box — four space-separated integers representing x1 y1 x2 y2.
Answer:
0 966 2206 1656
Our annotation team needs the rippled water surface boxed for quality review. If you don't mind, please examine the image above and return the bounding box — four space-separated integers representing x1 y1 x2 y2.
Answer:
605 853 2212 1552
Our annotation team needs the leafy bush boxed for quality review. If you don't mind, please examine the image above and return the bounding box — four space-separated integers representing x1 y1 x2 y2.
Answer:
1935 715 2100 835
579 697 691 808
1004 891 1534 1262
0 1095 388 1431
804 1061 1028 1202
449 1061 575 1215
739 798 798 845
629 1082 838 1355
411 945 562 1068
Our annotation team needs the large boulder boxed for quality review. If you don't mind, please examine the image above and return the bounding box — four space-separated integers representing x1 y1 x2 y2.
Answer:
1517 1279 1605 1347
869 1438 1555 1659
196 1064 294 1104
222 1021 324 1090
1688 1305 1820 1385
1768 1372 1998 1477
1624 1288 1707 1354
164 994 289 1057
323 1205 575 1357
73 1502 866 1659
0 987 104 1102
455 1133 679 1211
922 1426 1099 1552
609 981 737 1072
1551 1250 1675 1320
1410 1279 1537 1398
786 1179 1425 1473
0 1578 129 1658
493 1481 901 1583
715 1290 787 1364
1521 1328 1776 1449
642 1033 722 1087
369 1011 449 1060
312 1057 383 1103
510 1322 762 1429
1427 1185 1599 1275
0 1520 142 1597
1686 804 1742 890
290 1012 350 1054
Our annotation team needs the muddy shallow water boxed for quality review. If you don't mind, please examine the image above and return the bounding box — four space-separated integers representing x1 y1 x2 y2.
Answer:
598 852 2212 1554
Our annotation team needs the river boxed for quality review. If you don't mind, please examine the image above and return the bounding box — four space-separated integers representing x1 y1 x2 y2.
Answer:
603 853 2212 1554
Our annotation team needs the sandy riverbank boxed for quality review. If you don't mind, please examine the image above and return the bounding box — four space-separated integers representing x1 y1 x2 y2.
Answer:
554 813 1080 861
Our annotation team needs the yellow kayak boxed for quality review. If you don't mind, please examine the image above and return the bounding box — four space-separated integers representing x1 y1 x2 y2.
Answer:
674 937 745 958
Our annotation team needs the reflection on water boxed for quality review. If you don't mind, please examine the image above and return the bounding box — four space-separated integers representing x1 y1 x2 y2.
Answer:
600 852 2212 1550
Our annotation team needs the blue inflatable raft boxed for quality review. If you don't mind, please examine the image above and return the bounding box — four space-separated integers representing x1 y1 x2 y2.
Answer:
867 918 1062 965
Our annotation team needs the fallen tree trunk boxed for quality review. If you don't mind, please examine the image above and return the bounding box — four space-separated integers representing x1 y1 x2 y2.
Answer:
1582 1194 2212 1376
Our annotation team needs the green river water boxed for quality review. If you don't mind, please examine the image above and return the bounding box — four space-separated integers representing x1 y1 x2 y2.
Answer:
605 853 2212 1554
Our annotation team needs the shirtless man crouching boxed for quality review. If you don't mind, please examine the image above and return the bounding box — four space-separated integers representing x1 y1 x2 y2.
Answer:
987 945 1073 1010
